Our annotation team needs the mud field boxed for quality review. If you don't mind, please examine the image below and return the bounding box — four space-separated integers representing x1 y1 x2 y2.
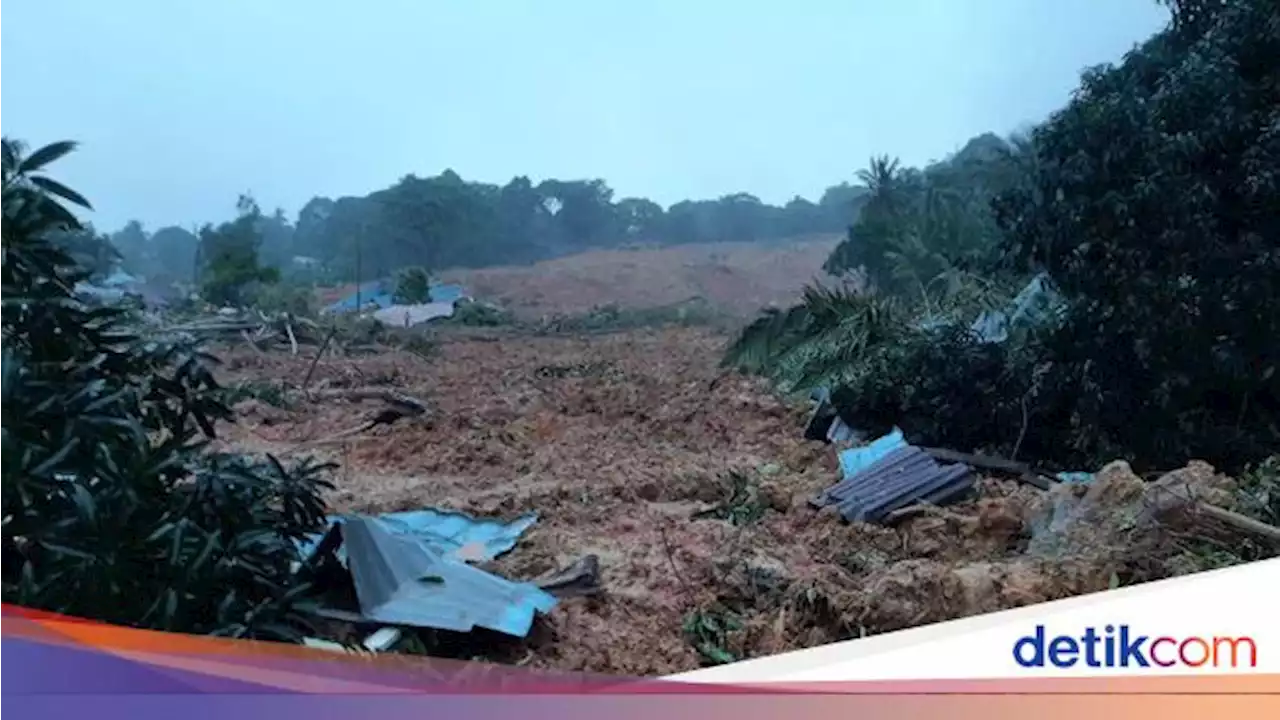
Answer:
438 237 843 319
216 326 1242 675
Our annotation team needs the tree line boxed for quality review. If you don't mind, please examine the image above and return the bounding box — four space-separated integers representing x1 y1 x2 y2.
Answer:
80 169 880 289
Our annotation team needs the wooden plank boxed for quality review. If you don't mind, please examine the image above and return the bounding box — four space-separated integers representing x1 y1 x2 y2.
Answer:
921 447 1055 490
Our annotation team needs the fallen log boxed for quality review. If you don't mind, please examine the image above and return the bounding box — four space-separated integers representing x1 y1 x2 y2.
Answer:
308 388 428 416
1196 503 1280 543
301 326 338 392
287 389 432 448
922 447 1055 490
240 329 267 357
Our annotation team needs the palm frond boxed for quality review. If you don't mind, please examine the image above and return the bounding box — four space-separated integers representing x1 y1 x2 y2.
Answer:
19 141 79 175
30 176 92 210
723 284 910 391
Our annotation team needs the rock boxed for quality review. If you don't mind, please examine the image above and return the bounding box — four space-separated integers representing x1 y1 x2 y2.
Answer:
757 480 792 513
716 552 793 600
1147 460 1236 513
235 398 288 426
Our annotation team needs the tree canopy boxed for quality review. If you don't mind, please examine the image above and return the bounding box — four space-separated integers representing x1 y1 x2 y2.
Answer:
106 166 882 285
727 0 1279 475
991 0 1280 468
824 133 1033 299
2 139 333 638
198 195 281 307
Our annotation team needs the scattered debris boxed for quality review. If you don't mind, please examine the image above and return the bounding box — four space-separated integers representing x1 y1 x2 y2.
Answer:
969 271 1065 344
209 327 1276 674
300 508 556 638
297 389 431 445
308 388 429 416
682 607 744 666
303 627 403 654
693 470 769 526
163 309 326 356
837 427 907 480
813 438 974 523
922 447 1056 491
802 387 865 445
535 555 603 598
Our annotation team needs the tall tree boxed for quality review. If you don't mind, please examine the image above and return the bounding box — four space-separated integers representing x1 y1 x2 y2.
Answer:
993 0 1280 469
198 195 279 306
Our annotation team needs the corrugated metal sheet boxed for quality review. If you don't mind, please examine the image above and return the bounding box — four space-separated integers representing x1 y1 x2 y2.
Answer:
297 508 538 565
340 516 557 637
101 269 140 287
813 445 973 523
837 428 907 479
323 281 394 314
372 508 537 562
323 282 468 315
298 508 554 637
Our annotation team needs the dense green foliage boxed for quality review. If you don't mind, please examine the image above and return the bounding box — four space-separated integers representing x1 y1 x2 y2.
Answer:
50 224 120 281
198 195 282 307
392 265 432 304
108 170 872 286
989 0 1279 470
729 0 1279 474
824 133 1034 298
2 139 335 639
282 175 869 281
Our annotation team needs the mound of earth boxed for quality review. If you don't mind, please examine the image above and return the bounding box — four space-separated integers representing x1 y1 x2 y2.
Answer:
436 237 842 319
214 326 1260 675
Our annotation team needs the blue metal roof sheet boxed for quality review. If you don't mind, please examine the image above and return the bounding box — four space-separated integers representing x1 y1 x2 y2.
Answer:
341 516 557 637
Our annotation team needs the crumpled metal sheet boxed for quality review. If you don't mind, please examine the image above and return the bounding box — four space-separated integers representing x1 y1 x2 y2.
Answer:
970 272 1065 343
375 508 538 562
298 508 538 564
836 428 908 480
340 516 557 637
296 507 555 637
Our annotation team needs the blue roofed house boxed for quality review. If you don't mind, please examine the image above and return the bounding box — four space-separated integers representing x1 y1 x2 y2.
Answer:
323 280 469 315
322 280 393 314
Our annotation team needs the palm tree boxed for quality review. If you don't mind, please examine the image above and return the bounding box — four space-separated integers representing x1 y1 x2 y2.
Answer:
856 155 904 214
2 138 92 237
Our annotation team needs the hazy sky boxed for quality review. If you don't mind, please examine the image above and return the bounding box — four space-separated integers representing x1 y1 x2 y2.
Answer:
3 0 1169 231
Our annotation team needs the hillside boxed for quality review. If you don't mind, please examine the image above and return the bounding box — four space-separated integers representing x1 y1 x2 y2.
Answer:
439 235 843 319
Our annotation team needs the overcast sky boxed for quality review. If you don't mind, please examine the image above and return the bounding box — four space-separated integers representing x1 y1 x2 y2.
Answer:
2 0 1170 231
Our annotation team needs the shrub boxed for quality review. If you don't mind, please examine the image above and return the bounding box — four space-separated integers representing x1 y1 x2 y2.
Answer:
2 138 335 640
393 266 431 304
993 0 1280 471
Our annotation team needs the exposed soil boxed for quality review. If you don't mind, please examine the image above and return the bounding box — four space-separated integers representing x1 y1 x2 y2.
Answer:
215 326 1250 676
438 236 843 319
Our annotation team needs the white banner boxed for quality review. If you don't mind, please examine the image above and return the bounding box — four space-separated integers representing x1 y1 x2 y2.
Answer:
671 559 1279 682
